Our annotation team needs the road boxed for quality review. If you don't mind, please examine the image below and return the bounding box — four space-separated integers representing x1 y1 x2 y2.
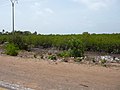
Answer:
0 55 120 90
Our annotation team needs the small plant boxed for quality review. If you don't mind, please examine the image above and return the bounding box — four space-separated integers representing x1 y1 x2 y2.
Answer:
62 58 68 62
5 43 19 56
57 51 70 57
74 57 83 62
99 59 107 66
48 55 57 60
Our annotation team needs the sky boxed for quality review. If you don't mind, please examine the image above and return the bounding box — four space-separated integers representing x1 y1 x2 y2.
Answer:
0 0 120 34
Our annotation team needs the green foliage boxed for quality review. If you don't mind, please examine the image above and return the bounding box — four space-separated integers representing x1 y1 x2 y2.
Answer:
48 55 57 60
74 57 83 62
57 51 70 57
99 59 107 67
0 32 120 54
9 35 28 50
5 43 19 56
68 38 84 57
58 38 84 58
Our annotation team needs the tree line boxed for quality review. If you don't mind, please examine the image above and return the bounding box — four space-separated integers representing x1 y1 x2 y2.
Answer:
0 31 120 54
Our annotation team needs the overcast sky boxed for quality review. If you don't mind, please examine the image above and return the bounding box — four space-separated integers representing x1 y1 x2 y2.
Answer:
0 0 120 34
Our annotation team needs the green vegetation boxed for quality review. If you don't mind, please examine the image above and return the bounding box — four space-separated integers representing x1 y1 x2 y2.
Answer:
5 43 19 56
99 59 107 67
48 55 57 60
74 57 83 62
57 51 70 57
0 31 120 55
57 38 84 58
68 38 84 57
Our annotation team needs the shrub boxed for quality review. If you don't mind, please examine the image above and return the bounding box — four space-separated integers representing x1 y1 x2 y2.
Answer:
5 43 19 56
100 59 107 64
68 38 84 57
9 35 28 50
57 51 70 57
99 59 107 66
74 57 83 62
48 55 57 60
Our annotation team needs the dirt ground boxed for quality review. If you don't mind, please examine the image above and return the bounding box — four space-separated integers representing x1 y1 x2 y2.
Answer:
0 55 120 90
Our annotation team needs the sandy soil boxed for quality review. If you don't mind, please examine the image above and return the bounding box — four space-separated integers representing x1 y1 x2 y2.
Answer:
0 55 120 90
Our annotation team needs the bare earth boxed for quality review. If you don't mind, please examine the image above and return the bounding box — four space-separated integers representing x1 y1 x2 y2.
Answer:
0 55 120 90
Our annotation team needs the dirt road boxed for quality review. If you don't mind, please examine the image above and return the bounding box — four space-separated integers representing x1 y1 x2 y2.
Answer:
0 55 120 90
